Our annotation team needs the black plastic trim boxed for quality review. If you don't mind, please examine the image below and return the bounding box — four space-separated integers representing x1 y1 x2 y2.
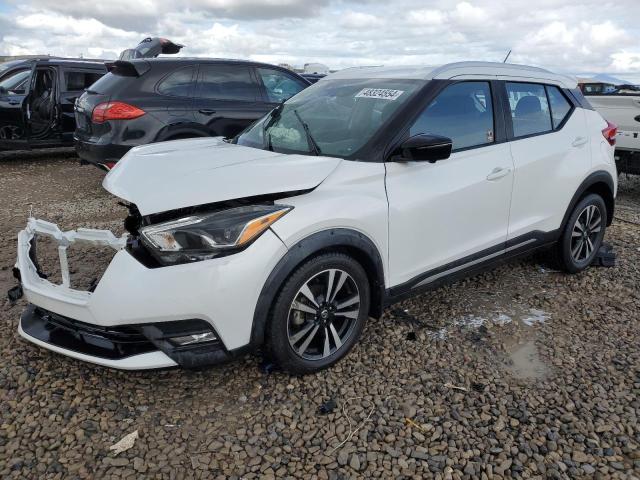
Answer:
250 228 385 346
385 229 559 303
20 305 252 369
560 171 615 228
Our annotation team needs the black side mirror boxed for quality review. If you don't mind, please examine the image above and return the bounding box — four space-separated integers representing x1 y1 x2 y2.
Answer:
393 134 452 163
0 86 6 95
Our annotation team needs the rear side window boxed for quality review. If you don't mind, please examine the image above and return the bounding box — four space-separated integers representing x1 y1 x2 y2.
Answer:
257 68 306 103
546 86 572 128
64 71 104 91
506 82 552 138
410 81 494 150
157 66 195 97
196 65 258 101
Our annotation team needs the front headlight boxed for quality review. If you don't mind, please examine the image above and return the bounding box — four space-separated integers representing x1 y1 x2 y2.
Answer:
140 204 291 265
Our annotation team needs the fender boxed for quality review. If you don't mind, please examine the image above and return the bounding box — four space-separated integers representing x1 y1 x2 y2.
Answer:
250 228 386 347
561 170 615 229
154 122 210 142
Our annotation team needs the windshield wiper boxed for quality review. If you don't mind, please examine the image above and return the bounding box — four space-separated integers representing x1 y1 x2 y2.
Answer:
293 109 321 156
263 103 285 151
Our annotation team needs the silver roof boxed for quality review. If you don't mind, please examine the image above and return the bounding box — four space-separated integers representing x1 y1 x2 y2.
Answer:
326 61 577 88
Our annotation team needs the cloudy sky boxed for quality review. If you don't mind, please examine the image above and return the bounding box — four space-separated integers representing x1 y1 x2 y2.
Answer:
1 0 639 82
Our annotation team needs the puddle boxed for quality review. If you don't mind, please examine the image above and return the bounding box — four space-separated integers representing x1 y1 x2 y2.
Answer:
507 340 548 379
522 309 550 326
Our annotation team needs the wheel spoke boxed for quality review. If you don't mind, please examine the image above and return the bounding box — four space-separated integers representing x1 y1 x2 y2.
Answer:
289 322 316 345
329 271 347 303
589 214 601 230
297 325 319 355
586 237 594 257
329 323 342 349
325 269 336 303
335 295 360 310
572 238 584 259
323 328 330 358
291 300 317 315
586 206 594 225
299 283 319 307
336 309 359 319
572 230 582 238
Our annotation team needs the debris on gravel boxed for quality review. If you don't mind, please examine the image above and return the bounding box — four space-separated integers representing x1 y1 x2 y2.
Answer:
1 155 639 478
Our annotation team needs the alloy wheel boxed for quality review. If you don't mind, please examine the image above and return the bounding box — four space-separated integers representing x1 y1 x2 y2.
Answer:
287 268 361 361
571 204 602 263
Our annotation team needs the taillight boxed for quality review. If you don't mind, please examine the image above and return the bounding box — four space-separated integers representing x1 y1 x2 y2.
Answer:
92 102 145 123
602 120 617 146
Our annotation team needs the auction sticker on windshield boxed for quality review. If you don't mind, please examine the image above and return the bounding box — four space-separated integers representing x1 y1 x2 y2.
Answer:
355 88 404 100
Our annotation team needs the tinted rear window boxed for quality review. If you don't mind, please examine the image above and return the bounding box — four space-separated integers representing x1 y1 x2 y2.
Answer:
196 65 258 101
86 72 131 94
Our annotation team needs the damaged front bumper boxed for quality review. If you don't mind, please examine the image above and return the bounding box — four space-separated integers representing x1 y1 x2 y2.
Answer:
16 218 287 369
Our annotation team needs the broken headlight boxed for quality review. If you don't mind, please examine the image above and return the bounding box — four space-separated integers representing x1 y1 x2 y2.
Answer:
140 205 291 265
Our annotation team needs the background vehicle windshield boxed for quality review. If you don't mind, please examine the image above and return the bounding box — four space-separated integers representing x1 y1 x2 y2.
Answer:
235 78 422 158
0 70 31 93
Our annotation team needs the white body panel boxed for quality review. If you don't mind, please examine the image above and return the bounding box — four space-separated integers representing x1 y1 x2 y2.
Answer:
271 161 389 284
385 143 514 286
103 137 341 215
587 95 640 153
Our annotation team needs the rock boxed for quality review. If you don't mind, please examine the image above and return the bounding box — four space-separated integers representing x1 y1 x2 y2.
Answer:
349 454 361 471
572 451 589 463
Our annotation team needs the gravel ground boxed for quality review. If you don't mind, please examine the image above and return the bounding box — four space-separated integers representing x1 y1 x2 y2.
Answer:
0 152 639 479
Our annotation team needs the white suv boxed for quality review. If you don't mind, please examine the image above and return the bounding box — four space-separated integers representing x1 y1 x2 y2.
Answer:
16 62 617 373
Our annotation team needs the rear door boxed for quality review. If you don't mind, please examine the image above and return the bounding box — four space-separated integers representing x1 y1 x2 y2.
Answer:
503 81 587 239
192 63 267 138
0 67 32 148
59 67 105 142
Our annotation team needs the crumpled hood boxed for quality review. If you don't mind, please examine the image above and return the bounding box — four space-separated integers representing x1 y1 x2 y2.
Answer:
103 137 342 215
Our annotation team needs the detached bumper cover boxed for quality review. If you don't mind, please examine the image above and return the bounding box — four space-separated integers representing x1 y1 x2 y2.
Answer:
16 218 288 370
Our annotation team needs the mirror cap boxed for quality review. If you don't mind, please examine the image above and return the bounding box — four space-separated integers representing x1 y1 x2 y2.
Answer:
398 134 453 162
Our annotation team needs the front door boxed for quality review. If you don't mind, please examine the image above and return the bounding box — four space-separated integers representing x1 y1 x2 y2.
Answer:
386 81 514 289
0 67 31 148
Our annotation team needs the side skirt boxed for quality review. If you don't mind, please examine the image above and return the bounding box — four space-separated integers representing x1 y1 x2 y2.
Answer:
383 230 559 306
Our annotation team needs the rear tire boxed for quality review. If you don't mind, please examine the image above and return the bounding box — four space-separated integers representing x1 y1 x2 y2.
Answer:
266 253 370 374
551 193 607 273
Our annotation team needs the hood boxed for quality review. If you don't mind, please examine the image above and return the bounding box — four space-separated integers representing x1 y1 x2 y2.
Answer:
103 137 342 216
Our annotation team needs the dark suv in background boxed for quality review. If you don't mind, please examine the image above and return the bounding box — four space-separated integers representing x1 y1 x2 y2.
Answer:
74 58 310 169
0 58 106 150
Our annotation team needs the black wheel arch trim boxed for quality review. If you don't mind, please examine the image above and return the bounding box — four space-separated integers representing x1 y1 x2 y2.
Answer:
562 170 615 228
154 123 211 142
250 228 386 347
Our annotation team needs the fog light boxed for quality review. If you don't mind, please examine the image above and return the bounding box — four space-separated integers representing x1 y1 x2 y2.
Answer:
169 332 217 346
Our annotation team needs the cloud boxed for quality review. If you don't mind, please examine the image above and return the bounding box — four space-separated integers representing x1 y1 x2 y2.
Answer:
0 0 639 79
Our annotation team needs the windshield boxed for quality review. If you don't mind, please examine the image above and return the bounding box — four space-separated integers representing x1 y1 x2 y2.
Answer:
0 69 31 93
235 78 423 158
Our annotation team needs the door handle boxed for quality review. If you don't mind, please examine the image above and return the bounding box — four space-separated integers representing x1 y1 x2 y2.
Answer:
198 109 217 115
486 167 511 181
572 136 588 147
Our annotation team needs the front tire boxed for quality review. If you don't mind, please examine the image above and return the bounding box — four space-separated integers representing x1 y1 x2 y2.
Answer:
266 253 370 374
554 193 607 273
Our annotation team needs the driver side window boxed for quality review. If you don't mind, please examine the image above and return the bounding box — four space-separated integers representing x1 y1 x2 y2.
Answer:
409 81 495 151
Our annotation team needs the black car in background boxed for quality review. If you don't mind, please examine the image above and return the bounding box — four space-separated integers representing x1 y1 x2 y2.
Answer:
0 58 106 150
74 58 311 169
